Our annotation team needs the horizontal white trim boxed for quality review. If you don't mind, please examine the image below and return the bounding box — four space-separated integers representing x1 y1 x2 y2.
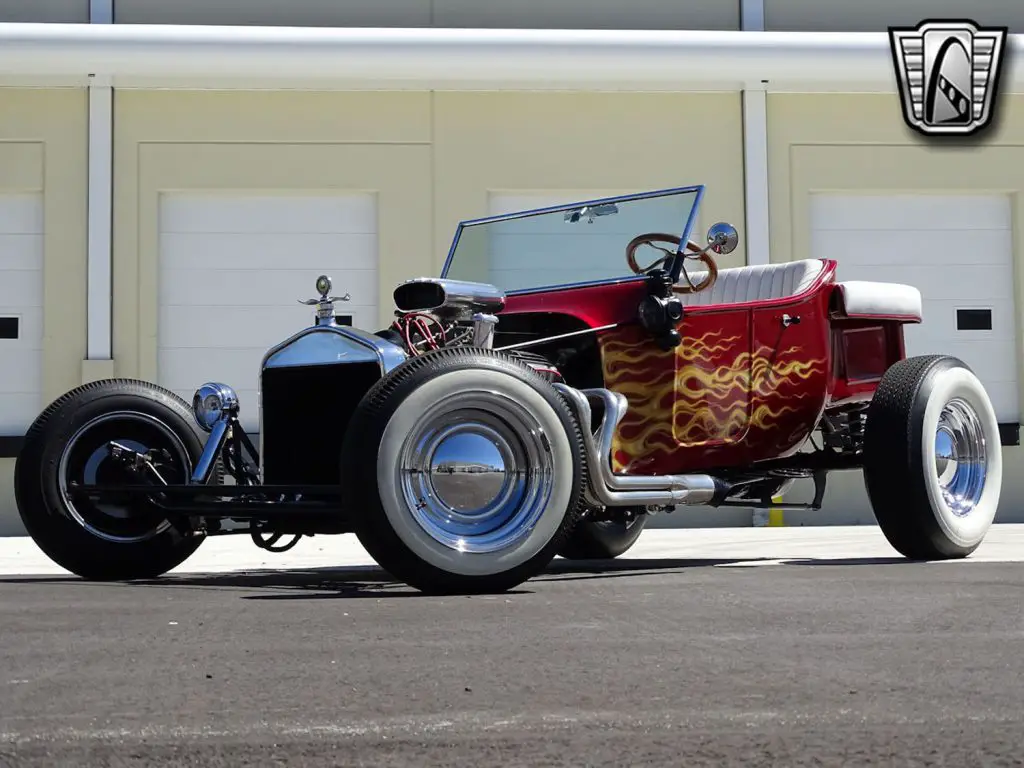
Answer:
1 23 1020 92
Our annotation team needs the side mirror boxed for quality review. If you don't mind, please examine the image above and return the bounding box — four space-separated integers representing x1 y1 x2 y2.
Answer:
706 222 739 255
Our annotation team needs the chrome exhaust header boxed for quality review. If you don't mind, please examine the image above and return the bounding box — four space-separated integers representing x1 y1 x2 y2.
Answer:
553 384 719 508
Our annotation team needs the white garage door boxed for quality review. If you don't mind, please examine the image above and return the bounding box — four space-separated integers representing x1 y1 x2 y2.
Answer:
486 190 701 292
810 193 1019 421
0 194 43 434
158 193 378 430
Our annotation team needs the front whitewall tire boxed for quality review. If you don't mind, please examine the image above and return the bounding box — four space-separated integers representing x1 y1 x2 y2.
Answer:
340 347 588 594
375 368 576 577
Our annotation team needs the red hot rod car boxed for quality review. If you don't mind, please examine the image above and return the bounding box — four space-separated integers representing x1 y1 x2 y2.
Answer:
14 185 1002 593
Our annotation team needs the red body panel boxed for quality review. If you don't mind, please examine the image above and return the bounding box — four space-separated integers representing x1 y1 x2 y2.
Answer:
501 259 915 474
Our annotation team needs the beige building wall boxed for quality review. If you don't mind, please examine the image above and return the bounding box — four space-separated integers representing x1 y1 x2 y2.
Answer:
0 88 746 537
0 88 89 536
112 90 435 382
767 92 1024 523
113 0 739 29
432 92 746 273
112 90 747 383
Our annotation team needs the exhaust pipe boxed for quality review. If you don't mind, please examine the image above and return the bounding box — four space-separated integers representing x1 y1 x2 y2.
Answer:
553 384 720 508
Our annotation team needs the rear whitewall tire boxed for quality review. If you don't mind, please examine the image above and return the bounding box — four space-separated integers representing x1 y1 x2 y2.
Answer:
918 366 1002 549
864 355 1002 559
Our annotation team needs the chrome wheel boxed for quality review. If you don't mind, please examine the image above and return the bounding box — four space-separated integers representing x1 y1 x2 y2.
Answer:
397 390 555 554
934 397 988 517
57 411 192 544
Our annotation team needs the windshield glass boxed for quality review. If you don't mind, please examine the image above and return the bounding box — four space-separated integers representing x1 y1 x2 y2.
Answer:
441 185 704 293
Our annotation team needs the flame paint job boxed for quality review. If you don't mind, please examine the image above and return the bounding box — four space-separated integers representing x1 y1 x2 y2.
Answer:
501 258 913 475
598 279 832 474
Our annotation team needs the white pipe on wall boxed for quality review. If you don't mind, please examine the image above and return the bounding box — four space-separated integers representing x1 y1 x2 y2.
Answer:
0 23 986 91
739 0 771 271
85 4 113 362
86 85 112 361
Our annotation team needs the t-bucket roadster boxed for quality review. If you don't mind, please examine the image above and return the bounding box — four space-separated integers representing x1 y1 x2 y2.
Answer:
14 185 1002 593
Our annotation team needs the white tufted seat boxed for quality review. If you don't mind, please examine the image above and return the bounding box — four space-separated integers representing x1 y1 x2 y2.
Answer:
676 259 825 307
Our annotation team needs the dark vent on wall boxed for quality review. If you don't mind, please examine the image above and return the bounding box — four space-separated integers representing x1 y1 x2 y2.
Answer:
0 319 18 342
335 315 353 326
999 422 1020 447
0 317 18 340
956 308 992 331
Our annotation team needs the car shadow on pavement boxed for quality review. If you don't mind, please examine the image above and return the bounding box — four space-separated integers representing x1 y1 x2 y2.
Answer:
0 556 777 599
159 557 759 599
537 556 776 583
775 557 915 566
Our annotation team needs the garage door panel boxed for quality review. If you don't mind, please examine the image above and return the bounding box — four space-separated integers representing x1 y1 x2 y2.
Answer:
159 305 310 350
158 347 265 389
811 192 1019 421
835 264 1014 300
160 232 378 272
0 270 44 308
160 195 376 234
159 304 378 350
0 195 43 234
0 234 49 271
0 308 43 350
810 194 1011 232
815 228 1012 268
919 300 1014 339
900 332 1018 418
0 394 42 433
903 330 1017 375
970 381 1019 422
0 194 43 435
160 267 378 308
158 193 380 425
0 350 42 394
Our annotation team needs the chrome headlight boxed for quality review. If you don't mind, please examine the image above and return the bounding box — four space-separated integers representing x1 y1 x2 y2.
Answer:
192 382 239 432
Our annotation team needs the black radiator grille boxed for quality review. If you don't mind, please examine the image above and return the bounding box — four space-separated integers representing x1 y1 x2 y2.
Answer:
260 362 382 486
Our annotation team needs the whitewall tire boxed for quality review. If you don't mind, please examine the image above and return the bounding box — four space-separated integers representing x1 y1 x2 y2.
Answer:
863 355 1002 559
340 348 588 594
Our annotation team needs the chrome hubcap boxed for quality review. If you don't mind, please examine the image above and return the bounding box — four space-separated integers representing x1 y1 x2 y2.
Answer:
398 391 555 554
934 397 988 517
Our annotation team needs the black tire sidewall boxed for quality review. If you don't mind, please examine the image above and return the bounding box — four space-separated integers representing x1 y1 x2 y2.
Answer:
15 379 209 578
558 512 648 560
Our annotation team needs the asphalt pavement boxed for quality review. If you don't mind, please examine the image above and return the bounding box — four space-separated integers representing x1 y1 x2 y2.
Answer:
1 526 1023 767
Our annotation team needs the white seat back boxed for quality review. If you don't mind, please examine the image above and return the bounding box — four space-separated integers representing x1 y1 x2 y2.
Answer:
677 259 825 306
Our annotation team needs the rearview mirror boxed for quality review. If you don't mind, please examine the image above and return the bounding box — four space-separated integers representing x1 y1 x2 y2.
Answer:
706 222 739 255
564 203 619 224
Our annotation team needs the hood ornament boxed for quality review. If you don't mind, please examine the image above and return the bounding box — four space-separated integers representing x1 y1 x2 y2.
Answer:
299 274 351 326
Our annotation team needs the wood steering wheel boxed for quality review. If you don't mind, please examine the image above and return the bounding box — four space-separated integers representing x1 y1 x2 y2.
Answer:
625 232 719 294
